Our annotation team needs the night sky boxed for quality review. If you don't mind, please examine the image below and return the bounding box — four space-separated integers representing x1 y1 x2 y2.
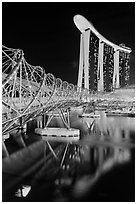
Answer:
2 2 135 85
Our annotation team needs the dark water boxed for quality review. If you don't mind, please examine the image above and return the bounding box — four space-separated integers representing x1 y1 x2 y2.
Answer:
3 112 135 202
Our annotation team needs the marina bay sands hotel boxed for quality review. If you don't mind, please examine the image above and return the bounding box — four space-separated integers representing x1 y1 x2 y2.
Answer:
74 15 131 92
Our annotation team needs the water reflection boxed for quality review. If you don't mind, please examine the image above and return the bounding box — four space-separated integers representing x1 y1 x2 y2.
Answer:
10 113 135 201
23 138 133 201
82 111 135 144
56 144 131 198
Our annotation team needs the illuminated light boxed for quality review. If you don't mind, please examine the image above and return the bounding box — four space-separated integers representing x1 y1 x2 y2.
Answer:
55 179 59 185
15 185 31 197
62 165 65 170
66 165 70 170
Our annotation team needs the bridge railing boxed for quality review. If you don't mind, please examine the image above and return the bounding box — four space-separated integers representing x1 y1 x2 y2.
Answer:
2 45 89 135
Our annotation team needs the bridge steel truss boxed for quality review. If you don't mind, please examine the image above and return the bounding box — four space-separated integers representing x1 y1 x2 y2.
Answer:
2 16 132 135
74 15 132 92
2 45 86 135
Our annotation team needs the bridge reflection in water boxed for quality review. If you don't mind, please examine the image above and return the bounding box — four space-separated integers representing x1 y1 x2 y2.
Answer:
2 114 135 202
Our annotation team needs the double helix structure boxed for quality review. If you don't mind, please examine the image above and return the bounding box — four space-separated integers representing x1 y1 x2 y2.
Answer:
2 15 132 135
74 15 132 92
2 15 134 198
2 45 87 135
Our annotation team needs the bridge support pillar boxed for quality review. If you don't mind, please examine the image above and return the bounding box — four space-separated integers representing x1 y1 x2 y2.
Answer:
113 49 120 88
77 29 90 91
97 40 104 92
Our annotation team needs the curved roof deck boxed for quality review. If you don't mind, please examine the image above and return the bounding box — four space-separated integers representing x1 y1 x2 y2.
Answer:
73 15 131 53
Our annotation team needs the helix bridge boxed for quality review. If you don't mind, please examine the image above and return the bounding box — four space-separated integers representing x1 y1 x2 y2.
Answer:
2 14 133 137
2 45 88 136
2 14 135 201
2 44 91 198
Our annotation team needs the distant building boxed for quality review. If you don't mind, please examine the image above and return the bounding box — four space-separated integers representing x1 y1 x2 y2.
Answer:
119 51 130 88
74 15 132 92
89 31 99 91
103 44 114 92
